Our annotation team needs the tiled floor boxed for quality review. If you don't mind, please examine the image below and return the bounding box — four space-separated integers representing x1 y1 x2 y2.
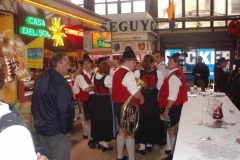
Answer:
70 129 169 160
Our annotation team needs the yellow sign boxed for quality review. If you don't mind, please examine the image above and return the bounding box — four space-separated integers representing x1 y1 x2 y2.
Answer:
26 36 44 69
49 17 66 46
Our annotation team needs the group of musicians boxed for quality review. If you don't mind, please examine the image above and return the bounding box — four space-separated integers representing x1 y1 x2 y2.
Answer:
72 47 188 160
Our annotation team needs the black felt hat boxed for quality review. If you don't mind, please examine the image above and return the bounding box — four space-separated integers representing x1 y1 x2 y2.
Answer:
217 57 230 64
97 56 110 65
80 53 93 64
167 52 182 63
121 48 137 61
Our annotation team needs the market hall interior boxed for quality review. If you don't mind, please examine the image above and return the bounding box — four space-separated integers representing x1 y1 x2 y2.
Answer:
0 0 240 160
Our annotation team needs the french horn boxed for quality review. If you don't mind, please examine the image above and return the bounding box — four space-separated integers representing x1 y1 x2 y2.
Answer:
120 78 148 136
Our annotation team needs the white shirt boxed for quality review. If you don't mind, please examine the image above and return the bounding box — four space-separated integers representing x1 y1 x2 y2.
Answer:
77 69 95 94
168 68 182 101
134 70 164 90
92 73 113 89
73 75 80 94
0 102 37 160
156 61 170 79
110 67 118 77
120 66 139 96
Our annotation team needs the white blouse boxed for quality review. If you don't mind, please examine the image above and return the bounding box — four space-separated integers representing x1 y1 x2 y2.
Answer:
92 73 113 89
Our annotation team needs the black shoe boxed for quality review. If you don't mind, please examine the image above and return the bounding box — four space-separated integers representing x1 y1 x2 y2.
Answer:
88 140 96 149
162 154 173 160
102 146 113 152
165 149 171 155
146 146 152 152
83 134 88 139
117 156 128 160
98 144 102 149
135 148 146 155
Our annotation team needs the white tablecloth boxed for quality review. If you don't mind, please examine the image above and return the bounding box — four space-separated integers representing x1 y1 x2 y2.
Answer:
173 92 240 160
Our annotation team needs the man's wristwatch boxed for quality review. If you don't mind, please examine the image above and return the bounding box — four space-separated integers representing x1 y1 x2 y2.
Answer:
165 107 171 109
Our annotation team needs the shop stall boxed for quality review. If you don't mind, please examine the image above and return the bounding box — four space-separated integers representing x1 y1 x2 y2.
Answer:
15 0 110 103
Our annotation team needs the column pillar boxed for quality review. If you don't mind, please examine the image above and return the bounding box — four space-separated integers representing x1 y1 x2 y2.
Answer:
84 0 95 12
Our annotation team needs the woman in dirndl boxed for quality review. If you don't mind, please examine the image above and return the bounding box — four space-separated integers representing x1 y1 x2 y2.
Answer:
91 61 114 152
134 54 164 155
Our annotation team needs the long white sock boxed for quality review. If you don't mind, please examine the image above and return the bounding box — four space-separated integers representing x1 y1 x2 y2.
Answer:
99 141 104 145
82 121 87 136
166 133 171 150
80 114 87 136
103 141 110 148
74 107 78 120
139 143 145 150
146 143 152 147
125 138 135 160
169 137 176 154
117 135 125 159
79 113 83 120
86 125 92 140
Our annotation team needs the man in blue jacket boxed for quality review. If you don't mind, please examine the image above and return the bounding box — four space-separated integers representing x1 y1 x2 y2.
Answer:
31 53 75 160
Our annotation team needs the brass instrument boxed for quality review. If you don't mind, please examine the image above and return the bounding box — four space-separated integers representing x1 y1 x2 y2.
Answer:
206 79 211 90
92 67 99 73
120 78 148 136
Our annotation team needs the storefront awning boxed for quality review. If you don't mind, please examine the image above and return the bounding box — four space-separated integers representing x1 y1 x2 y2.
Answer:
17 0 111 30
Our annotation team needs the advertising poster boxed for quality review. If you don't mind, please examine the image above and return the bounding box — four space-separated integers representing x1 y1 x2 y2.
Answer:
26 36 44 69
112 41 152 54
92 32 112 48
165 48 230 80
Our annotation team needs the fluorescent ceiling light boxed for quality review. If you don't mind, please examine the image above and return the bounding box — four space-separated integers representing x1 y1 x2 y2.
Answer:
18 0 102 26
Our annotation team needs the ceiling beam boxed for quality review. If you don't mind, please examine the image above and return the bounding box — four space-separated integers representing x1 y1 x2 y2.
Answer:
154 15 240 23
